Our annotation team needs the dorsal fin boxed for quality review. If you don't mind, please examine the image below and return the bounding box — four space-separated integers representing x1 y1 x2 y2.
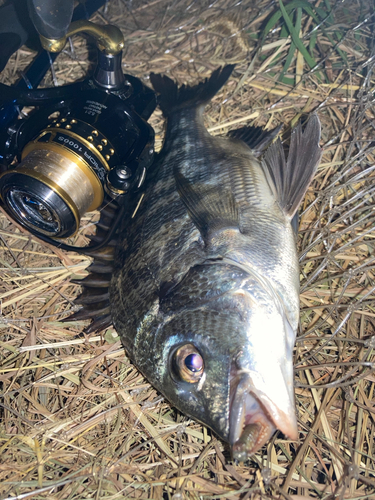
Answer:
227 124 282 157
150 65 235 117
263 114 322 218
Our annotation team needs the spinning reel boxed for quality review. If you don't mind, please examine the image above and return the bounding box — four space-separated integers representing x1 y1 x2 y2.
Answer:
0 0 156 249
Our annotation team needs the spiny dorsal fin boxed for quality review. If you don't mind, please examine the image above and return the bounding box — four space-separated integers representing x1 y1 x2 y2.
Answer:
150 65 235 117
263 113 322 218
227 124 282 157
174 168 239 241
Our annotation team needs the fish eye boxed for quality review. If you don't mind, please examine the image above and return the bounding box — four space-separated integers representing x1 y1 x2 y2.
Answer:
172 344 204 383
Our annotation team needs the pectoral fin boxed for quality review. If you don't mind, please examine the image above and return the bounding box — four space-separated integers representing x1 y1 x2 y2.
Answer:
263 114 322 218
174 168 240 240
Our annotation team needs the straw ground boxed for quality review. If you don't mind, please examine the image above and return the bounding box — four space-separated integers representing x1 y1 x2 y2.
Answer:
1 0 375 498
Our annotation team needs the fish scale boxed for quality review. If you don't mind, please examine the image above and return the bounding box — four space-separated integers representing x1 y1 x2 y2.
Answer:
112 167 200 349
154 112 300 328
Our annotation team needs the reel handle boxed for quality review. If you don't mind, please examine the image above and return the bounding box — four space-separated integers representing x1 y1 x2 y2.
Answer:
39 20 124 56
28 0 125 88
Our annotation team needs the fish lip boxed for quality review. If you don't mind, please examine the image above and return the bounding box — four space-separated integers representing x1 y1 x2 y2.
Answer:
229 371 298 460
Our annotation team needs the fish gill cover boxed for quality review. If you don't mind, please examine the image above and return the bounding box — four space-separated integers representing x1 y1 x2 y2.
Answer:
0 0 375 498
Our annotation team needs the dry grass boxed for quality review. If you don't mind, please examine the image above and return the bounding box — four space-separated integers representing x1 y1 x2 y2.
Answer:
1 0 375 498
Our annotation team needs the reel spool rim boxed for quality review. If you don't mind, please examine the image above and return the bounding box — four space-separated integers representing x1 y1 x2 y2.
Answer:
0 137 106 237
0 171 77 237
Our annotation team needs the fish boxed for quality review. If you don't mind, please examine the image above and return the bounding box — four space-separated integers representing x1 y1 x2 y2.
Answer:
74 65 322 460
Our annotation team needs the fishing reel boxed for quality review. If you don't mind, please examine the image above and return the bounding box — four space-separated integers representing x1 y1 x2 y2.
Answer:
0 0 156 246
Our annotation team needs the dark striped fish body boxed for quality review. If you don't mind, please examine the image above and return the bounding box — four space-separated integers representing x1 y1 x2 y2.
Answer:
110 67 322 459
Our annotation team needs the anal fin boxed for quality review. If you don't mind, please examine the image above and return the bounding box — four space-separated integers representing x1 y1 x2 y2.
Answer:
63 202 119 333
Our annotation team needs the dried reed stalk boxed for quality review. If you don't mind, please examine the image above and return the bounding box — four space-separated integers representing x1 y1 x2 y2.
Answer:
1 0 375 498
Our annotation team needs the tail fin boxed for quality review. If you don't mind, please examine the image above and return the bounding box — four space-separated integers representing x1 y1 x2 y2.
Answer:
150 65 235 117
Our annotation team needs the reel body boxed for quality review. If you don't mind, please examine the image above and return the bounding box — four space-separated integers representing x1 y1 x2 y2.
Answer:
0 0 157 244
0 80 155 238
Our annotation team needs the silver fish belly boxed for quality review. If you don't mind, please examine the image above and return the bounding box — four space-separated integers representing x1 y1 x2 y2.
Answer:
110 66 322 460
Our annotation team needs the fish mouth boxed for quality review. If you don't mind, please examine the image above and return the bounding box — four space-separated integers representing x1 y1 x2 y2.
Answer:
229 372 298 461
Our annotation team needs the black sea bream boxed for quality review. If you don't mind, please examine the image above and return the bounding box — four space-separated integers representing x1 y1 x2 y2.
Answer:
110 66 322 459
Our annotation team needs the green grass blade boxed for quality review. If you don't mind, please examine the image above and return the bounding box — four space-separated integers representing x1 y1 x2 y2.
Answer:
261 0 318 42
309 29 318 54
263 0 320 39
278 0 317 69
279 40 297 82
279 8 302 82
315 7 349 66
280 24 289 38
